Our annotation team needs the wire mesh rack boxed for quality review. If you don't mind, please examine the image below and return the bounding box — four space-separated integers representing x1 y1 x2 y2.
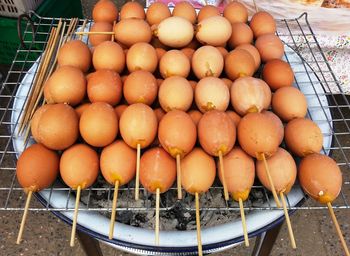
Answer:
0 12 349 226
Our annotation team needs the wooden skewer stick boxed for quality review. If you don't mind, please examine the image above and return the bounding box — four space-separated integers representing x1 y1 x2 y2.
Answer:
218 151 229 201
75 31 115 35
135 144 141 200
261 153 281 208
109 180 120 240
70 185 81 247
111 21 116 42
79 19 88 41
195 192 203 256
16 190 33 244
238 197 249 247
252 0 258 13
155 188 160 245
280 191 296 249
176 154 182 200
327 202 350 256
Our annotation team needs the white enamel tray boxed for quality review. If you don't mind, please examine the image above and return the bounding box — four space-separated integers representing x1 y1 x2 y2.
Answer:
11 44 332 255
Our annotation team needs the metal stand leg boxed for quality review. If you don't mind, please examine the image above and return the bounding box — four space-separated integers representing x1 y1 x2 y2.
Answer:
77 230 104 256
252 222 283 256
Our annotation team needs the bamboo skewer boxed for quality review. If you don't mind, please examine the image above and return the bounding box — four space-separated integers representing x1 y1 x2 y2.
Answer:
135 144 141 200
195 192 203 256
176 154 182 200
21 19 64 141
109 180 119 240
16 190 33 244
155 188 160 245
218 151 229 201
238 197 249 247
18 26 56 134
280 191 296 249
252 0 258 12
79 19 88 41
327 202 350 256
112 21 116 41
261 153 281 208
70 186 81 247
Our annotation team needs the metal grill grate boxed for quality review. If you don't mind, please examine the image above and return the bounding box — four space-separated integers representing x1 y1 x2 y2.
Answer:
0 12 349 221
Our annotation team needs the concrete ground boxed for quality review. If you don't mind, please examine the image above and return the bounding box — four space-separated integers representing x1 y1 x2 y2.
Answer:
0 0 350 255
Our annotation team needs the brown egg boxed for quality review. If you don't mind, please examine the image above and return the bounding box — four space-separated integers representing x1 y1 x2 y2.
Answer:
31 104 78 150
140 147 176 193
92 0 118 23
219 146 254 201
57 40 91 72
263 111 284 145
192 46 224 79
238 111 283 159
79 102 118 147
284 118 323 157
44 66 86 106
60 144 99 189
119 103 158 148
181 48 195 61
126 43 158 73
236 44 261 71
87 69 122 106
181 148 216 194
198 110 236 156
189 80 197 91
250 11 276 38
299 153 342 204
230 77 271 116
93 41 125 73
75 103 91 119
120 1 145 20
172 1 196 24
156 17 194 48
123 70 158 105
272 87 307 122
159 50 190 78
188 110 202 126
196 16 232 46
255 34 284 63
155 47 166 60
256 147 297 194
16 144 59 192
114 104 128 119
195 77 230 113
262 59 294 91
146 2 171 25
228 22 253 48
225 49 255 80
221 78 233 90
223 1 248 24
226 110 241 127
216 47 228 58
159 76 193 112
154 108 165 122
159 110 197 158
114 18 152 47
197 5 220 22
100 140 136 185
89 22 113 46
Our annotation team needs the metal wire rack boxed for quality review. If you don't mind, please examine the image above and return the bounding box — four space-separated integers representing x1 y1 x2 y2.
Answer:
0 12 349 225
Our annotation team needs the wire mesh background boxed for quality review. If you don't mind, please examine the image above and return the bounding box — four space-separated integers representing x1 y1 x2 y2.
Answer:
0 12 349 219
